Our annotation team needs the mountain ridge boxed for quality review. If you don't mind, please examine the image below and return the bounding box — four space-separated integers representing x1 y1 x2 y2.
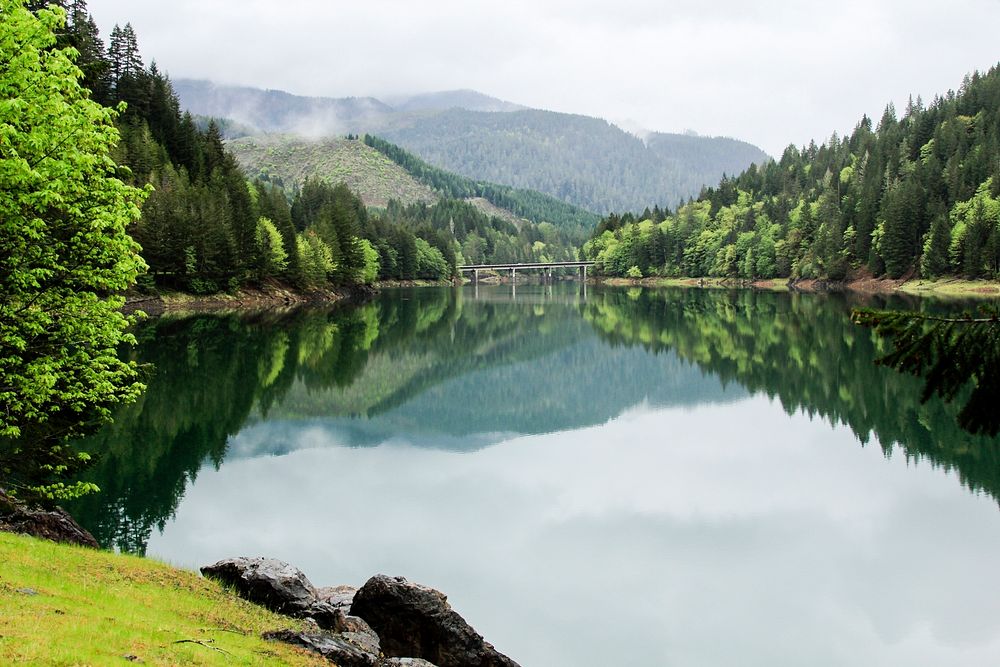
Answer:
227 134 601 237
174 78 770 214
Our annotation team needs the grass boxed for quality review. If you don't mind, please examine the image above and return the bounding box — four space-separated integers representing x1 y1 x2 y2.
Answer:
0 532 326 666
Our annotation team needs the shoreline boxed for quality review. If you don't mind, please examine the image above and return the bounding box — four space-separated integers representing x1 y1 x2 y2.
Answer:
589 275 1000 299
122 279 460 316
122 281 378 316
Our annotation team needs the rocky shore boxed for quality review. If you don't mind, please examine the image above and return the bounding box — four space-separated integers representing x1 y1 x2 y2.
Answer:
0 490 99 549
0 495 518 666
201 557 519 667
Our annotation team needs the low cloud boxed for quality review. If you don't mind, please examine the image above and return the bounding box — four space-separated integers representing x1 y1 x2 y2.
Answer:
89 0 1000 171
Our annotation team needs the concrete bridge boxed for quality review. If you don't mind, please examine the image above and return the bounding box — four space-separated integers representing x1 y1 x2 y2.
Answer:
458 260 594 284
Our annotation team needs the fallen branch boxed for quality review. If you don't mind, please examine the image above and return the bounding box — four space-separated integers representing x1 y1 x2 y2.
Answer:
172 639 232 656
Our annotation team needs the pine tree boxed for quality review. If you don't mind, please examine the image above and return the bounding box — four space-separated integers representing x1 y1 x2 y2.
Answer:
920 202 951 277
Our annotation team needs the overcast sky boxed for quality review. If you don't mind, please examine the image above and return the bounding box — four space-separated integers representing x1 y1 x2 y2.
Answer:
86 0 1000 156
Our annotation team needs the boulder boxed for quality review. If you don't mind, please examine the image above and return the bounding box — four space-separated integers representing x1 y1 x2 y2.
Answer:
317 584 357 612
263 629 379 667
379 660 439 667
301 600 343 631
350 575 519 667
200 557 318 616
0 490 98 548
331 608 377 636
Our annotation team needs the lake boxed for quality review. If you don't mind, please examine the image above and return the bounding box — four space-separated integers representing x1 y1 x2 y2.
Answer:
70 285 1000 666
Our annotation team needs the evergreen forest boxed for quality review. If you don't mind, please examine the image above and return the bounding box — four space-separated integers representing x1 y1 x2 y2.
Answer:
584 66 1000 282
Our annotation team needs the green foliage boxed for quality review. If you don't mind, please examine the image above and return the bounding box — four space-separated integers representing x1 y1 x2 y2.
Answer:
585 66 1000 283
0 0 146 501
414 238 450 280
254 217 288 280
294 231 334 289
358 238 380 284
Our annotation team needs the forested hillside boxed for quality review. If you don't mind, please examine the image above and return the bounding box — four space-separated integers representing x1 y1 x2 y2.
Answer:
225 133 599 240
585 66 1000 281
362 135 600 238
37 3 401 290
39 2 588 289
174 79 770 214
378 109 769 214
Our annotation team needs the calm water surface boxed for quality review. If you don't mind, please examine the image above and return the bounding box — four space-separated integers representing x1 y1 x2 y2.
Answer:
71 285 1000 666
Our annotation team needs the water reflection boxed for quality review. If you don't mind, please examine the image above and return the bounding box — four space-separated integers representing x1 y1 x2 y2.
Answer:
67 284 1000 665
71 285 744 552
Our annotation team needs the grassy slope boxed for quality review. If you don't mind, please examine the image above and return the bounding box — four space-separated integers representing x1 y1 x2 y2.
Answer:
229 135 439 208
0 533 324 666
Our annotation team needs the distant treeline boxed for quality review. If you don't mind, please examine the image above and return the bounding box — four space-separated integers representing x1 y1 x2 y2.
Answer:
585 65 1000 281
376 108 769 215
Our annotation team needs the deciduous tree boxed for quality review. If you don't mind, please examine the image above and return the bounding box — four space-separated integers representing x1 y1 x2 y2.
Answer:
0 0 147 501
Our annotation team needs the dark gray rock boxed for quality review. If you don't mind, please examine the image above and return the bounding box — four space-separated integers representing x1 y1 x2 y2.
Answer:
200 557 317 616
263 629 379 667
317 584 357 612
350 575 519 667
328 608 377 636
0 489 99 548
302 600 342 631
341 630 381 657
379 660 438 667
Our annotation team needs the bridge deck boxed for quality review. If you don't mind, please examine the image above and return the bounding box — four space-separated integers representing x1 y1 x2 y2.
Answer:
458 261 594 271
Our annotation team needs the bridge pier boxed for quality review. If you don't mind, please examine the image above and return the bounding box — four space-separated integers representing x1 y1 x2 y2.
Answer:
511 267 516 284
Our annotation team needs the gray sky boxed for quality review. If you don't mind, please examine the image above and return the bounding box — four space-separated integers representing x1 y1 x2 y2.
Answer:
86 0 1000 156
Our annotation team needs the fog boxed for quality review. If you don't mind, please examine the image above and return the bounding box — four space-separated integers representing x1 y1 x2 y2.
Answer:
83 0 1000 155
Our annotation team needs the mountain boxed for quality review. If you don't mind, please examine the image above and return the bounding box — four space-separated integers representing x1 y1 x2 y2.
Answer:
173 79 394 137
173 79 770 214
384 89 526 113
377 108 770 215
228 134 601 237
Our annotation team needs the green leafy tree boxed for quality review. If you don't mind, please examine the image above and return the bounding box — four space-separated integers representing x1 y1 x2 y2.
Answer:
254 217 288 280
0 0 147 501
294 230 334 288
357 238 380 284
